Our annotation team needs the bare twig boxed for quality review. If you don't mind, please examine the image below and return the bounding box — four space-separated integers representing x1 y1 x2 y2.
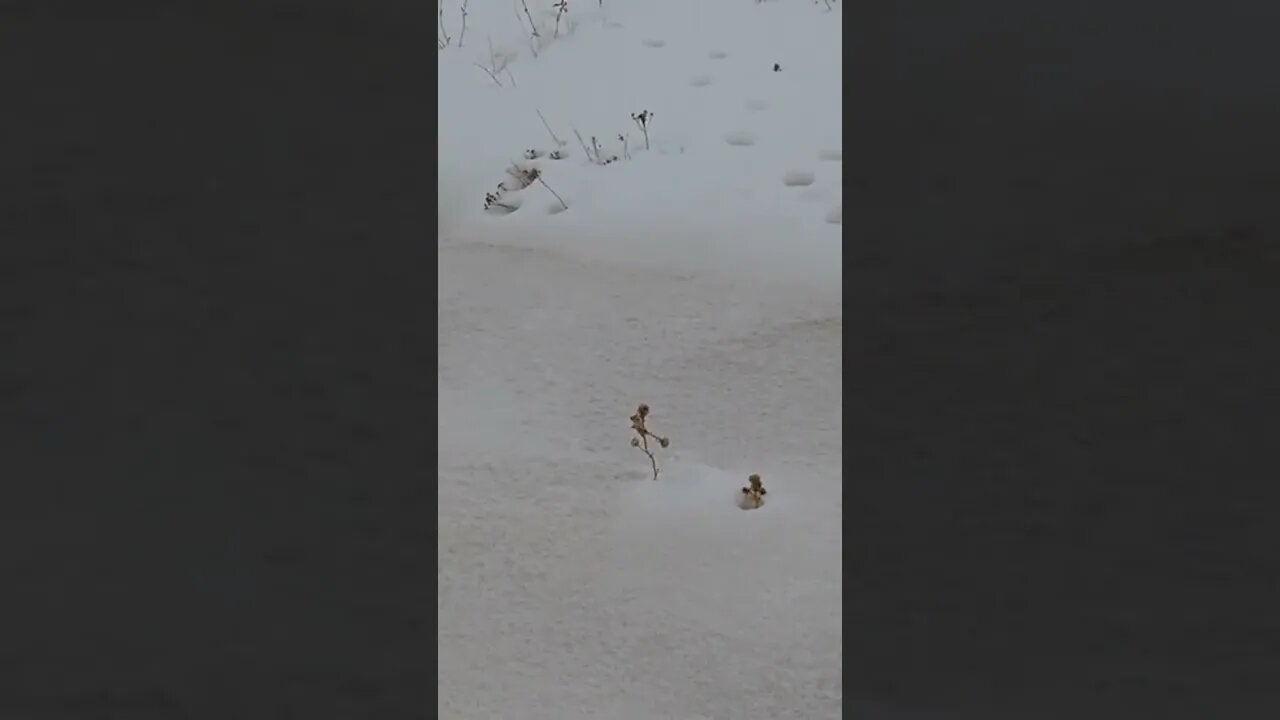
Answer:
474 63 504 86
475 36 509 87
537 175 568 210
553 0 568 38
631 110 652 151
639 439 658 478
629 404 669 481
536 109 566 147
458 0 470 46
504 66 518 88
520 0 541 37
438 5 451 47
513 0 539 57
572 128 595 163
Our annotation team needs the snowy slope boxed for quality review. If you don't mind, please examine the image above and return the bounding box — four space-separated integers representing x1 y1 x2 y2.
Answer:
438 2 842 717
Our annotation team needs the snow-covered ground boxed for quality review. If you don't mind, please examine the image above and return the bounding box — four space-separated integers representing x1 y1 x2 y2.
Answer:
438 1 842 717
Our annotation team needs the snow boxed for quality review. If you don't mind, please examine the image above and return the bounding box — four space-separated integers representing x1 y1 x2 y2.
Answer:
438 1 842 717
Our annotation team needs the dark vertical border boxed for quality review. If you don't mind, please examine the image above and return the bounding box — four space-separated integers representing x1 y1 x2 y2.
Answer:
1 3 436 716
850 1 1280 718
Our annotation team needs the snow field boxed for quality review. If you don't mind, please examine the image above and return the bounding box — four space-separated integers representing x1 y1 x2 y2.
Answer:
439 1 843 717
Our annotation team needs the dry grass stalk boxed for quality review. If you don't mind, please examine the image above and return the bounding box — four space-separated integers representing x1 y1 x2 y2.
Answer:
741 473 767 509
629 403 669 480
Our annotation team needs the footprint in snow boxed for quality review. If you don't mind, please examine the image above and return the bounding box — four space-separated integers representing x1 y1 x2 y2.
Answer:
689 75 713 88
641 39 666 48
724 131 757 147
743 99 769 112
782 170 816 187
709 50 728 60
818 149 842 162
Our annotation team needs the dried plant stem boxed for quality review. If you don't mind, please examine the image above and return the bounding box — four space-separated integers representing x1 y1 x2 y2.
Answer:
459 0 470 46
638 435 659 480
438 7 451 47
742 474 767 508
475 63 503 86
537 176 568 210
475 36 507 87
512 0 539 57
553 1 567 38
572 128 596 163
520 0 541 37
629 404 668 481
536 109 565 147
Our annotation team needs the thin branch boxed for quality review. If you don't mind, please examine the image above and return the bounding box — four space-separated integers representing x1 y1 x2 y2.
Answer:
536 109 566 147
629 404 668 481
639 437 659 480
513 0 539 57
438 6 451 47
474 63 504 86
553 0 568 39
458 0 470 46
572 128 595 163
520 0 541 37
475 36 508 87
537 175 568 211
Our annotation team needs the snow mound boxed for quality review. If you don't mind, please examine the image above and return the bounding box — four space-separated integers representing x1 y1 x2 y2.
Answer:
612 461 837 565
619 462 775 519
